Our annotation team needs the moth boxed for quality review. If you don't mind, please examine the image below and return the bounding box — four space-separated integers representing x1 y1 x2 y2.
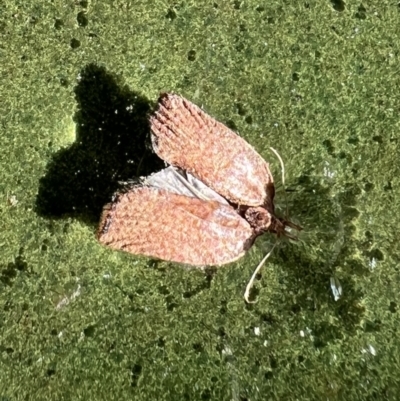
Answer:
97 93 299 299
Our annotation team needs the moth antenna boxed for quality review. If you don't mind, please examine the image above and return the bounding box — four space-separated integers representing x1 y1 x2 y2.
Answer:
269 147 285 187
269 146 289 220
244 241 279 304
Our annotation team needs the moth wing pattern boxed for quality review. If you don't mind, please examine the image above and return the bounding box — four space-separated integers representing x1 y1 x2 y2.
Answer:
97 186 255 266
150 93 275 207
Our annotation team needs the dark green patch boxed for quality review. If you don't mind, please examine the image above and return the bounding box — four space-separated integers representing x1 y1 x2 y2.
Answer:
77 11 88 28
70 38 81 49
330 0 345 12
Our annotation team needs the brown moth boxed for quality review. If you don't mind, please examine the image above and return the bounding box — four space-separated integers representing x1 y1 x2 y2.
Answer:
149 93 297 239
98 93 299 300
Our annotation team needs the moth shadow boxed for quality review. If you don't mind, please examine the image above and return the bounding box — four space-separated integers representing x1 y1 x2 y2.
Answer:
266 172 367 337
35 63 163 225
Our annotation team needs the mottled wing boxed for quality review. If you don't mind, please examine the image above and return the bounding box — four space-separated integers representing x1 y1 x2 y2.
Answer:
150 93 275 206
97 187 254 266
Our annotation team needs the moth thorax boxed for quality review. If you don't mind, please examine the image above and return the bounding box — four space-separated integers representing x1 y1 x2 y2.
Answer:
244 207 272 235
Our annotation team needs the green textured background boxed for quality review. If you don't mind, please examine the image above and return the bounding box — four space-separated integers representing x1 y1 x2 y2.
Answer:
1 0 400 399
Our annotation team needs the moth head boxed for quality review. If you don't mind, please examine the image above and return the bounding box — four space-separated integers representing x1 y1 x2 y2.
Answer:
244 206 301 239
244 206 272 235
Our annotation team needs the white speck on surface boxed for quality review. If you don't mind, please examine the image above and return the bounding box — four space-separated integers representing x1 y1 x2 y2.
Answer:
369 257 377 270
254 327 260 336
323 162 336 179
263 340 268 347
8 195 18 206
368 344 376 356
330 277 342 301
56 297 69 310
56 284 81 310
300 330 305 337
222 346 233 356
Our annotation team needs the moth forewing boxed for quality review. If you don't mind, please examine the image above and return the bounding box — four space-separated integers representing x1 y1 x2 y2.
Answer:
97 186 255 266
150 93 274 207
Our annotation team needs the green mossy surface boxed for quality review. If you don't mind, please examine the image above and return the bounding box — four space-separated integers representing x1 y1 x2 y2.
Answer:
1 1 400 399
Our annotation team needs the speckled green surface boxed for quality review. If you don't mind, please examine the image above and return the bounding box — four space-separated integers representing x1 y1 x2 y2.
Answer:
1 0 400 399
